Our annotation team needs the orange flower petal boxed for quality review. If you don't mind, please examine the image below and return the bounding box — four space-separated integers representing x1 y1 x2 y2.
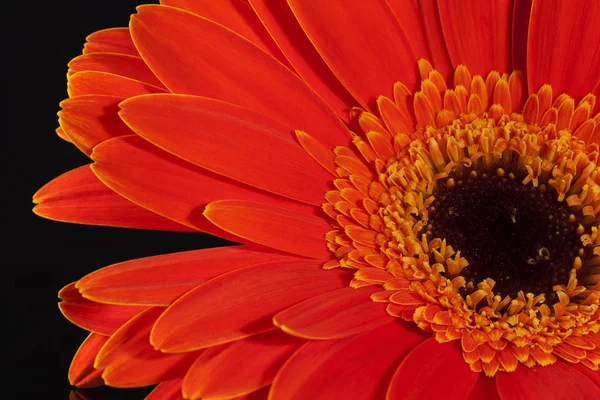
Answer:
496 361 600 399
68 333 107 388
182 330 303 399
150 260 350 352
417 0 453 79
67 53 164 88
83 28 138 56
527 0 600 97
288 0 418 109
58 283 147 335
466 376 500 400
146 379 183 400
273 286 395 340
387 339 479 399
33 165 191 231
386 0 432 61
91 135 316 242
249 0 356 121
437 0 512 75
130 5 350 149
58 95 132 155
162 0 290 67
78 246 299 306
119 94 331 205
96 308 199 388
204 200 330 258
270 322 425 400
67 71 165 97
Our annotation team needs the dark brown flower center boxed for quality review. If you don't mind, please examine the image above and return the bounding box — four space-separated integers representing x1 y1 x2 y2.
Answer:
427 167 585 302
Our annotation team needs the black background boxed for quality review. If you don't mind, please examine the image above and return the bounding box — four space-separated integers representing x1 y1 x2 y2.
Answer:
8 1 229 398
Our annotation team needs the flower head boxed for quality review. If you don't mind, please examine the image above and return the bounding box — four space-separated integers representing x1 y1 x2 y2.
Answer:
35 0 600 398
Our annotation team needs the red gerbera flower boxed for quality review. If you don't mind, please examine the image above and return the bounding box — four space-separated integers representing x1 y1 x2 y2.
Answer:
34 0 600 399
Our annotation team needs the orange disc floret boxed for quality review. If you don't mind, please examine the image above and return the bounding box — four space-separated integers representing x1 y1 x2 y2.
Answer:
324 60 600 376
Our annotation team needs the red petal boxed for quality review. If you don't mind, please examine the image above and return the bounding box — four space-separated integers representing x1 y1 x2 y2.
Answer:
130 5 349 149
288 0 417 109
388 339 479 399
119 94 331 205
58 95 132 155
437 0 512 75
83 28 138 56
512 0 533 77
204 199 331 259
249 0 356 120
146 379 183 400
496 361 600 399
69 333 107 388
417 0 453 80
569 363 600 387
386 0 432 60
270 322 425 400
77 246 300 306
467 375 500 400
58 283 147 335
33 165 191 231
90 135 316 243
151 260 350 352
67 53 164 88
162 0 289 66
96 307 198 387
67 71 165 97
527 0 600 98
182 330 303 399
273 286 395 339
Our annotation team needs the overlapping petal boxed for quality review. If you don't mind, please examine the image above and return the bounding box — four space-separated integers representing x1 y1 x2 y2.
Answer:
119 94 332 205
151 260 351 352
130 4 350 149
33 165 191 231
77 245 299 306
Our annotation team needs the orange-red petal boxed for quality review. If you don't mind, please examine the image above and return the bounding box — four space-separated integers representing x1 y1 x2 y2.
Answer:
33 165 191 231
387 339 479 399
58 283 147 335
150 260 350 352
204 200 330 258
130 5 350 149
77 246 299 306
90 135 315 242
496 361 600 399
119 94 331 205
58 95 133 155
273 286 395 339
67 53 164 88
67 71 165 98
288 0 418 109
527 0 600 97
270 322 425 400
437 0 512 75
162 0 290 66
248 0 356 121
83 28 138 56
68 333 107 388
182 330 303 399
96 307 199 387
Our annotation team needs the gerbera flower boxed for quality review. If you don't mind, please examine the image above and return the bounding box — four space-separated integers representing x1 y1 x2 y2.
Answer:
34 0 600 398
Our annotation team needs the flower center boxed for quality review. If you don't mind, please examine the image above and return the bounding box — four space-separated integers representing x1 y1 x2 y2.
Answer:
428 166 584 302
323 60 600 375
